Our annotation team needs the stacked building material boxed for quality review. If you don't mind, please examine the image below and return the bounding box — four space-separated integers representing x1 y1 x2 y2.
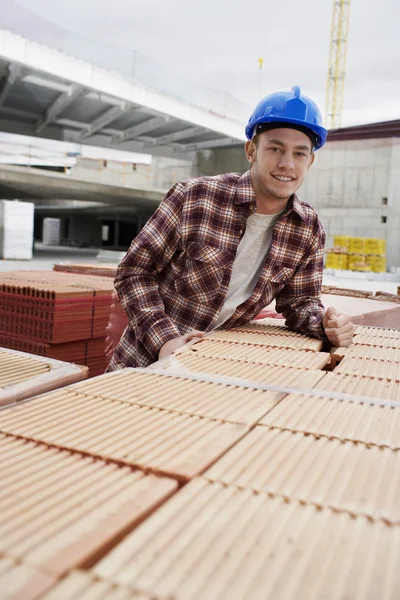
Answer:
372 290 400 305
325 235 387 272
0 271 114 376
53 262 117 277
42 218 61 246
1 317 400 598
321 285 372 298
324 234 350 270
0 347 87 407
330 324 400 381
0 200 34 260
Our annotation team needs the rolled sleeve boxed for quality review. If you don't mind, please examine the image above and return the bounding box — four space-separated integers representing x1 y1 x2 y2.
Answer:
275 223 328 341
114 182 185 356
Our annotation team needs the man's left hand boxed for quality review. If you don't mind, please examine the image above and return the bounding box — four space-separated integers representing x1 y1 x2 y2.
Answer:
322 306 355 347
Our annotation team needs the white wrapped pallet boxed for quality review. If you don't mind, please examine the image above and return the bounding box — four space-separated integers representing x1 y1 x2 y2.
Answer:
42 217 61 245
0 200 34 260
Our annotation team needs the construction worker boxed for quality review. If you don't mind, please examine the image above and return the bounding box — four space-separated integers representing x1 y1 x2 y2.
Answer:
107 86 354 371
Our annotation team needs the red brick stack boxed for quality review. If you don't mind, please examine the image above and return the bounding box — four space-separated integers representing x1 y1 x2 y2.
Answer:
0 271 114 376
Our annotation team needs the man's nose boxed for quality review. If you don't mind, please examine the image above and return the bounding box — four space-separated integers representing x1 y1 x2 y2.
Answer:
277 152 295 170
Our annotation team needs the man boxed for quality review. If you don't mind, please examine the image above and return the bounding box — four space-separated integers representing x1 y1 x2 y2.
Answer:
107 85 354 371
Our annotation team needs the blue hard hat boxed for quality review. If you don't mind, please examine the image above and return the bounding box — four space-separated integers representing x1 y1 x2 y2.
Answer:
245 85 327 150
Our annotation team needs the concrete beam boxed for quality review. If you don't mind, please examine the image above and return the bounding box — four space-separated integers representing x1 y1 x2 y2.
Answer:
144 125 205 147
180 137 242 151
113 115 172 143
0 164 163 207
0 105 39 120
21 74 71 93
0 63 20 106
78 104 126 140
36 84 86 133
55 118 91 132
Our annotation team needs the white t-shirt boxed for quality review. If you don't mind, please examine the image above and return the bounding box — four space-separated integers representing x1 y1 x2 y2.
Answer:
214 208 285 328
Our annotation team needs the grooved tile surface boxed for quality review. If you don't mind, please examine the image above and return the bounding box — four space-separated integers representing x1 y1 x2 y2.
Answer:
178 338 330 369
0 434 177 575
92 479 400 600
69 370 283 425
229 323 305 336
353 335 400 349
42 571 152 599
206 329 323 351
332 345 400 362
0 347 87 406
354 326 400 339
204 427 400 523
314 371 400 401
0 349 50 385
249 317 288 328
0 389 248 481
0 555 56 600
260 393 400 449
335 357 400 381
162 354 326 388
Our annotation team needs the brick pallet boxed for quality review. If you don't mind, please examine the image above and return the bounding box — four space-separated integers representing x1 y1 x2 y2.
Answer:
1 319 400 599
0 271 114 377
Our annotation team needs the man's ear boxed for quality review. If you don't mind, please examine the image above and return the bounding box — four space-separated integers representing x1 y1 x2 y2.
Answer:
245 140 256 164
307 152 315 170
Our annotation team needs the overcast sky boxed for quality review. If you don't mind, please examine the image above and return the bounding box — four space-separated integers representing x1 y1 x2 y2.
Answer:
3 0 400 127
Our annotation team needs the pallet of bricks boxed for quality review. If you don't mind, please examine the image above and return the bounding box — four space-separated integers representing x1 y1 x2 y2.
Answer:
0 270 114 378
325 235 386 272
1 316 400 599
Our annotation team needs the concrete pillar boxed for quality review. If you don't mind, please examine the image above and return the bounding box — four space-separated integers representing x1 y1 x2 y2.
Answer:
195 146 247 176
114 215 120 249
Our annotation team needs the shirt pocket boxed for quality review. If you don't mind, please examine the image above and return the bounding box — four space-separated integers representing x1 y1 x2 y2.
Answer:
174 242 232 304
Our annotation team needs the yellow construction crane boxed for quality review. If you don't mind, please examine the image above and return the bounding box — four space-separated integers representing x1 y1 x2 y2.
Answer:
325 0 351 129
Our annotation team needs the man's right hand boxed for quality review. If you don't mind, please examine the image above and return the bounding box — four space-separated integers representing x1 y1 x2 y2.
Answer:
158 330 205 360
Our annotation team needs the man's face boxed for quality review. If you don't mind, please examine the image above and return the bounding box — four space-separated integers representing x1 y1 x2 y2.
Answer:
245 127 315 202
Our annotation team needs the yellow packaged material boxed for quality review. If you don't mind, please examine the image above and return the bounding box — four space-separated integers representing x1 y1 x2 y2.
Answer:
325 253 348 270
333 235 351 251
367 255 386 273
349 237 366 254
348 254 369 271
365 238 386 255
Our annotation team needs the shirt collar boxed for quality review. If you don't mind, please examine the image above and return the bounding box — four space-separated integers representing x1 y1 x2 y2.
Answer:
234 171 256 205
285 193 308 223
235 170 308 223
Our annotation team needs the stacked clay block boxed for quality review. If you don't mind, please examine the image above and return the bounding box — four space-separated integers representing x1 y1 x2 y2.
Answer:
1 317 400 599
53 263 117 278
0 271 114 376
0 347 87 406
0 433 177 600
332 325 400 381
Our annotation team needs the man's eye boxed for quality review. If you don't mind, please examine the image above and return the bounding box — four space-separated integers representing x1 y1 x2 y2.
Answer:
295 152 307 158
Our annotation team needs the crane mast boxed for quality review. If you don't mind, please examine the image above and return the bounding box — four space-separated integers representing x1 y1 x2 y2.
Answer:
325 0 351 129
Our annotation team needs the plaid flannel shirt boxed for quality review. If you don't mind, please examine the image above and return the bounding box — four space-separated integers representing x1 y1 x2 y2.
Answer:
107 170 327 370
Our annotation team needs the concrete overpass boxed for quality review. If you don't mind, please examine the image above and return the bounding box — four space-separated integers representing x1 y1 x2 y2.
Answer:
0 164 165 208
0 27 245 160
